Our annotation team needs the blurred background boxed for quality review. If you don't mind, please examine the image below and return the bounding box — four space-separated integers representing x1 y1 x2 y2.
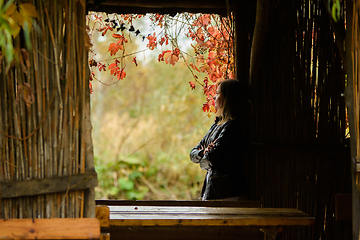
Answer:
89 13 212 200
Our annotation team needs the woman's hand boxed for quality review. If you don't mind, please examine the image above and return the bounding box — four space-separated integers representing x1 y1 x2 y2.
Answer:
204 139 218 154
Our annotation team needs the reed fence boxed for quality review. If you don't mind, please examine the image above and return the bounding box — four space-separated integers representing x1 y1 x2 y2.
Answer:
0 0 96 219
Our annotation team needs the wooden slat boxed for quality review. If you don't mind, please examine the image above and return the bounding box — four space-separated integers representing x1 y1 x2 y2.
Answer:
105 206 315 227
108 217 315 227
1 172 98 199
0 218 100 239
108 206 309 215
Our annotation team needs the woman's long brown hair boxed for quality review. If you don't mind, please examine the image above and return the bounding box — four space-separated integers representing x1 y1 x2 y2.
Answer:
216 79 248 125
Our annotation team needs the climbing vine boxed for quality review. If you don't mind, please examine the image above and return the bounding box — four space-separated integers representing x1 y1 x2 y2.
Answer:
87 12 235 116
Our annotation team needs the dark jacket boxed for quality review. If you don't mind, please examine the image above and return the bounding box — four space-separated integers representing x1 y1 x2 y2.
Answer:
190 117 249 200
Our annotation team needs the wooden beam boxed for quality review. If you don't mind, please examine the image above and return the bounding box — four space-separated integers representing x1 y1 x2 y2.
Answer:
0 218 100 239
87 0 237 9
1 172 98 199
86 0 245 16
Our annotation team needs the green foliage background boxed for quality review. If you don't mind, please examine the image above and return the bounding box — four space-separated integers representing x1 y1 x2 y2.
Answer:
89 15 212 199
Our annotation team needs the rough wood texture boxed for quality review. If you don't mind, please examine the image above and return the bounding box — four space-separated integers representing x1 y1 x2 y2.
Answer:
105 206 315 227
96 206 110 227
1 172 98 199
0 218 100 239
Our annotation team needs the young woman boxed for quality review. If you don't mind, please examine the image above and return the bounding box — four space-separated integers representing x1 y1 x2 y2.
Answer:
190 79 249 200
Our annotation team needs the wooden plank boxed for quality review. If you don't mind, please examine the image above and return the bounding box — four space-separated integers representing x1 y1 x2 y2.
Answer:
108 206 309 215
108 217 315 227
0 218 100 239
96 206 110 227
1 172 98 199
335 194 352 221
106 206 315 227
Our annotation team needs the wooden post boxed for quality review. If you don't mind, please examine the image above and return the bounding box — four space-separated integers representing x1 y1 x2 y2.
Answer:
234 3 247 81
249 0 270 90
344 1 360 239
81 0 97 218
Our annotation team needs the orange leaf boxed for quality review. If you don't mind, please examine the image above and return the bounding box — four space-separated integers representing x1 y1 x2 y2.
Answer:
108 62 119 75
108 42 123 56
189 62 200 72
146 33 157 50
112 33 123 38
116 68 126 80
163 52 179 66
132 57 138 67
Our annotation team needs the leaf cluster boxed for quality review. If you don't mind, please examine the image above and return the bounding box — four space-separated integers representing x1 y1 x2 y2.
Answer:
0 0 38 67
87 12 236 117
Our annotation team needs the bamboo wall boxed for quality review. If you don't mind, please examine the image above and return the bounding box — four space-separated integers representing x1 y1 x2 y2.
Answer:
0 0 96 218
246 0 352 239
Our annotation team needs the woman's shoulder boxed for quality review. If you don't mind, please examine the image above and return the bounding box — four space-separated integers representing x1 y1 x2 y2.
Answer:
220 118 244 134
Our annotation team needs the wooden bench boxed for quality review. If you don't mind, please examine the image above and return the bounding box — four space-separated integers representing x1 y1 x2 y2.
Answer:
0 218 101 239
95 200 315 240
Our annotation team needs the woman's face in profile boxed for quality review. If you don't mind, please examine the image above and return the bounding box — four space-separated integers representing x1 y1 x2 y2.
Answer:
214 85 223 110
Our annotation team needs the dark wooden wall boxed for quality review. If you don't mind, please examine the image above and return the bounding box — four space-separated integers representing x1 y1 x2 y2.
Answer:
245 0 352 239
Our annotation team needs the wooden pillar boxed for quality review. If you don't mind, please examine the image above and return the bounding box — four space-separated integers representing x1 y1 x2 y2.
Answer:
248 0 269 99
344 1 360 239
234 4 247 81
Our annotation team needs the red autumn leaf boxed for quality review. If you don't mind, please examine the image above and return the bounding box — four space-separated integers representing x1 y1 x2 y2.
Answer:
158 53 164 62
112 33 124 38
132 57 138 67
173 48 180 56
189 62 200 72
89 82 93 94
189 81 196 90
93 15 102 23
158 50 171 62
159 37 166 46
98 63 106 72
202 103 210 112
108 62 119 75
108 39 124 56
116 68 126 80
163 51 179 66
146 33 157 50
101 26 113 36
203 77 209 85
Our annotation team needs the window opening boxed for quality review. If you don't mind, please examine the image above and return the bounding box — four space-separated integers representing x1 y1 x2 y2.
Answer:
87 12 235 200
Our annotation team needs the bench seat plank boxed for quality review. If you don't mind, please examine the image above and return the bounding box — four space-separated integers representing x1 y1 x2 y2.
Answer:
0 218 100 239
106 206 315 227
